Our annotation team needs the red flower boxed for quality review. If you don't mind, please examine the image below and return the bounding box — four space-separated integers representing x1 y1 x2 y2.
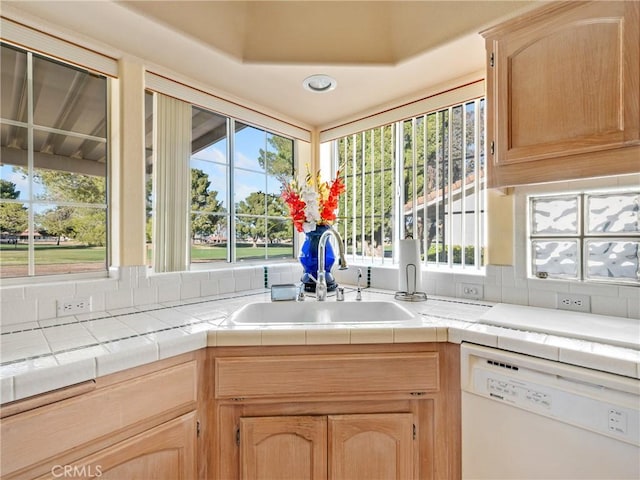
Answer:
320 174 345 223
281 169 345 233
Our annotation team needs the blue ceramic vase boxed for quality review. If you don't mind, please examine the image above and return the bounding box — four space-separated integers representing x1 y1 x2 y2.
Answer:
299 225 337 293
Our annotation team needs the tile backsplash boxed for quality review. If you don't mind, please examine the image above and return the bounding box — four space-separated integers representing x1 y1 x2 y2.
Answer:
0 264 300 329
1 261 638 329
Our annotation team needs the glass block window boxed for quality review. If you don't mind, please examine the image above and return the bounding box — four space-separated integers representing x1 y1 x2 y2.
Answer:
528 190 639 284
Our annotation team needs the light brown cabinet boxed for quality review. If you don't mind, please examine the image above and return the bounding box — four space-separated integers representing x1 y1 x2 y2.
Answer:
239 413 413 480
239 415 327 480
212 343 460 480
1 343 461 480
35 412 197 480
0 353 201 480
483 1 640 187
328 413 413 480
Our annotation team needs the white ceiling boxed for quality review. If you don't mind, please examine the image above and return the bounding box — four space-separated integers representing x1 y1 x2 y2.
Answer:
4 1 541 130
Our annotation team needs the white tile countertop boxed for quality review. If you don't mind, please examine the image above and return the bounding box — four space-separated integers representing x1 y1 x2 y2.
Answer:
1 287 639 404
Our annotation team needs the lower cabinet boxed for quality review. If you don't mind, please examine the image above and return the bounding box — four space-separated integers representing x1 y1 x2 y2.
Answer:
0 354 201 480
212 343 461 480
328 413 413 480
36 412 197 480
240 413 413 480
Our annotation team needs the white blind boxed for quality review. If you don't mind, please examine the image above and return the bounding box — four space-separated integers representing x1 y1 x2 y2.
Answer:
152 94 191 272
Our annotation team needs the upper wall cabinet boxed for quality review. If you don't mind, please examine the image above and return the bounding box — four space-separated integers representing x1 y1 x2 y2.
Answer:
483 1 639 188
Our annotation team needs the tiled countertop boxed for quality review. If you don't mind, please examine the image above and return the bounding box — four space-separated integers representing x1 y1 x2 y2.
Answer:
1 288 639 404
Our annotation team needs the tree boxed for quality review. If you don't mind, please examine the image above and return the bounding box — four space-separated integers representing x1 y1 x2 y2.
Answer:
16 168 108 246
1 179 21 200
33 170 106 204
145 177 153 243
235 191 288 246
337 125 395 253
0 180 28 245
38 206 75 245
71 208 106 246
257 134 294 178
191 168 223 241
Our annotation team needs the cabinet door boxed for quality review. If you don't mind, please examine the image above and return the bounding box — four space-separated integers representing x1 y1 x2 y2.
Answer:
36 413 197 480
328 413 414 480
240 416 327 480
485 1 640 186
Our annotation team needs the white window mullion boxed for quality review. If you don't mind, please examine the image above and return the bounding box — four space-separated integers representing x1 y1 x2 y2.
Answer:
369 130 375 262
26 51 35 276
380 126 386 264
411 118 418 240
228 118 236 263
435 112 442 264
461 104 468 268
447 106 454 268
393 121 403 259
360 132 366 261
422 114 428 267
340 139 348 258
474 98 482 268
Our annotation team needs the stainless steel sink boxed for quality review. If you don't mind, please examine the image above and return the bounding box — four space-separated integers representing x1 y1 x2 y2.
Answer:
225 301 415 325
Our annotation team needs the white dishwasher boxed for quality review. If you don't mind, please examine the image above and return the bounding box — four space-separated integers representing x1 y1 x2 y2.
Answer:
461 343 640 480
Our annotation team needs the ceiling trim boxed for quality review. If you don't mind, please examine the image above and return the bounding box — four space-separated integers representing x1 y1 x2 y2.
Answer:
320 77 485 142
145 71 312 142
0 16 118 77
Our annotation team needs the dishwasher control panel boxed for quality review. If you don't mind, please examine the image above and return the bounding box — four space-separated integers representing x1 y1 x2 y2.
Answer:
487 378 552 409
462 344 640 447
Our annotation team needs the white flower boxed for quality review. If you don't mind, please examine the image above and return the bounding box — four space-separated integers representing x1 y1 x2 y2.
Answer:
301 185 321 228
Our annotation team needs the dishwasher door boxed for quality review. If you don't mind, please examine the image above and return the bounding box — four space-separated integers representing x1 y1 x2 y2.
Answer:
461 344 640 480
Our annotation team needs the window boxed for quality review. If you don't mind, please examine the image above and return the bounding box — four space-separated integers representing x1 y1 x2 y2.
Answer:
528 189 640 284
0 43 108 279
232 121 294 262
332 98 486 269
146 92 295 270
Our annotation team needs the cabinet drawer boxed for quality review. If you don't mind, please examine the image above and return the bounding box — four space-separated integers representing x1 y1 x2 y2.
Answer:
0 361 197 477
215 353 439 399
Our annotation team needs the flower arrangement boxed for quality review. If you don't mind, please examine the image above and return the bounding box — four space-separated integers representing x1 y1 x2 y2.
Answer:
281 168 345 233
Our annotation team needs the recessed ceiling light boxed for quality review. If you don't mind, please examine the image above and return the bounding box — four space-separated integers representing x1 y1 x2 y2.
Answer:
303 74 337 93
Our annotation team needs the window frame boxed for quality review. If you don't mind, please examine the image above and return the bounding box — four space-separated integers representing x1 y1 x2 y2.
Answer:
0 42 111 281
527 188 640 285
146 91 298 272
327 96 486 273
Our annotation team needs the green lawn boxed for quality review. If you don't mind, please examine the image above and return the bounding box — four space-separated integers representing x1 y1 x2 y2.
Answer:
191 244 293 261
0 244 106 265
0 243 294 267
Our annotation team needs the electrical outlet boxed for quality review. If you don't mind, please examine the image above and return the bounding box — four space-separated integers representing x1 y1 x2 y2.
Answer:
557 293 591 313
461 283 483 300
57 297 91 317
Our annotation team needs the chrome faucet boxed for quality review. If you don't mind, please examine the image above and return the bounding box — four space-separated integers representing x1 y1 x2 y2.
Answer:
312 226 348 301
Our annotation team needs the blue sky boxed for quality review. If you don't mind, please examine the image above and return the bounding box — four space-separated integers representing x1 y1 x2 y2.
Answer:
0 124 287 211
